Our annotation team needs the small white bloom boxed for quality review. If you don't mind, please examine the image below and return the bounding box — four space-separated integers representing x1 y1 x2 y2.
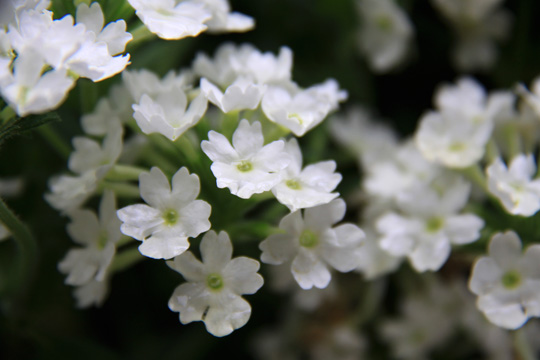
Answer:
355 227 402 280
271 138 341 212
487 155 540 217
127 0 211 40
0 50 75 116
73 278 109 309
469 231 540 329
260 199 365 289
356 0 414 73
376 175 484 272
130 69 207 140
415 77 505 168
200 76 264 113
196 0 254 33
262 79 347 136
117 167 211 259
45 171 99 213
58 191 121 286
168 230 264 337
201 119 290 199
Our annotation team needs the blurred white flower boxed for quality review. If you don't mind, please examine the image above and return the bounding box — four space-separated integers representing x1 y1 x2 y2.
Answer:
201 119 290 198
117 167 211 259
469 231 540 329
196 0 254 33
260 199 364 289
168 230 264 337
356 0 414 73
58 191 121 286
487 155 540 217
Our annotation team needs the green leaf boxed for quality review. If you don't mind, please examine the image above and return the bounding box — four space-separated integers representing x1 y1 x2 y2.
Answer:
0 112 62 149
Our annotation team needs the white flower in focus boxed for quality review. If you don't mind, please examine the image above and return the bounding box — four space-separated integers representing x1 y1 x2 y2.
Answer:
127 0 211 40
260 199 365 289
200 76 265 113
469 231 540 329
117 167 211 259
487 155 540 217
357 0 414 73
196 0 254 33
262 79 347 136
168 230 263 337
129 69 207 140
201 119 290 199
68 2 131 81
58 191 121 286
376 175 484 272
271 138 341 212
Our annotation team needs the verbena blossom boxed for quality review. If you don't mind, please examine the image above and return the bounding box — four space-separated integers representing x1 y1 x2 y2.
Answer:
168 230 263 337
271 138 342 212
376 175 484 272
260 199 365 289
415 77 508 168
356 0 414 73
469 231 540 329
117 167 211 259
487 154 540 217
58 191 120 287
201 119 290 199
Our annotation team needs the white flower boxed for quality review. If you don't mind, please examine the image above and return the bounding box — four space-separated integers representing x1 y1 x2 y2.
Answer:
260 199 365 289
58 191 121 286
130 69 207 140
201 119 290 199
469 231 540 329
487 155 540 217
68 2 131 82
271 138 341 212
329 106 398 168
127 0 211 40
196 0 254 33
355 227 402 280
415 77 505 168
73 278 109 309
193 44 292 112
168 230 264 337
356 0 414 73
0 50 75 116
376 175 484 272
262 79 347 136
117 167 211 259
200 76 265 113
45 171 99 213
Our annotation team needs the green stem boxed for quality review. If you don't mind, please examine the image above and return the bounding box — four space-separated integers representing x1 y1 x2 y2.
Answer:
99 181 141 198
127 23 156 50
0 198 37 296
105 164 147 181
110 246 144 273
485 139 500 165
459 164 487 193
38 125 71 160
504 123 522 160
513 327 536 360
0 106 16 124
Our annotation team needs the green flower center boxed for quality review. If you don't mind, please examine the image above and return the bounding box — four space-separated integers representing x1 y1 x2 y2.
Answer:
287 113 304 125
448 141 466 152
425 216 444 233
501 270 522 290
299 230 318 248
286 179 302 190
163 209 179 225
237 161 253 172
376 15 393 31
206 273 224 290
